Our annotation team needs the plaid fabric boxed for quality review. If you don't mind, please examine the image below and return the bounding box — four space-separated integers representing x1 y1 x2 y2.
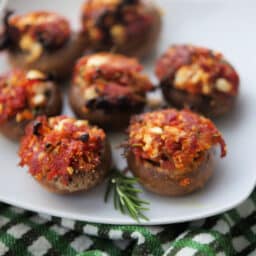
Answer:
0 189 255 256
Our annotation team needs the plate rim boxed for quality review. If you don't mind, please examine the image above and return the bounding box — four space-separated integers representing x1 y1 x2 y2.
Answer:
0 179 254 225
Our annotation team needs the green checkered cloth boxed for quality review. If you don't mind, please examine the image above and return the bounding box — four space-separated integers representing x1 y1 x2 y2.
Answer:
0 189 255 256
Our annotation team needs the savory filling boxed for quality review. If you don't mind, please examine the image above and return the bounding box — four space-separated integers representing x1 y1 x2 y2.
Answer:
0 69 52 124
73 53 153 112
155 45 239 96
81 0 153 46
19 116 106 184
128 109 226 173
2 11 71 62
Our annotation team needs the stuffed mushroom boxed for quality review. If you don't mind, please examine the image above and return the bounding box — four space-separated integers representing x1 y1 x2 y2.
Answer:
0 11 86 79
0 69 62 140
126 108 226 196
19 115 112 194
155 45 240 117
69 53 153 130
81 0 161 58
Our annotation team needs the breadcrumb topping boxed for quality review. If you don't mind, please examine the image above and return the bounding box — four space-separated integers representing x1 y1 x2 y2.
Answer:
155 45 239 96
81 0 153 46
128 109 226 172
19 115 106 184
73 53 153 111
0 69 50 124
8 11 71 61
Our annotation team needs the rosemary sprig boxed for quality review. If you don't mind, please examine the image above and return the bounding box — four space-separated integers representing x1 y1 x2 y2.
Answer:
104 169 150 222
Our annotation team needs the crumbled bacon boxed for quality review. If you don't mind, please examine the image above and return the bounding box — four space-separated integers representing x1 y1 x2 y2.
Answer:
0 69 48 124
155 45 239 96
128 109 226 172
73 53 153 109
19 115 106 184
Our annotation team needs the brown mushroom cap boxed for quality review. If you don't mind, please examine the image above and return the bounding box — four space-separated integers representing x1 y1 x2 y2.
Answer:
19 116 112 194
69 53 153 130
156 45 239 117
161 83 236 117
126 108 226 196
69 83 144 131
127 149 214 196
37 139 112 194
81 0 162 59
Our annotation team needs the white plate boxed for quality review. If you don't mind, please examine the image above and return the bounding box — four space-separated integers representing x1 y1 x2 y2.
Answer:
0 0 255 225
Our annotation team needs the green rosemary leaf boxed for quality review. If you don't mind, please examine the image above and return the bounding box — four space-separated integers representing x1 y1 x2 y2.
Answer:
119 186 142 194
104 169 150 222
119 199 125 214
127 195 150 205
122 179 138 184
138 212 149 221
